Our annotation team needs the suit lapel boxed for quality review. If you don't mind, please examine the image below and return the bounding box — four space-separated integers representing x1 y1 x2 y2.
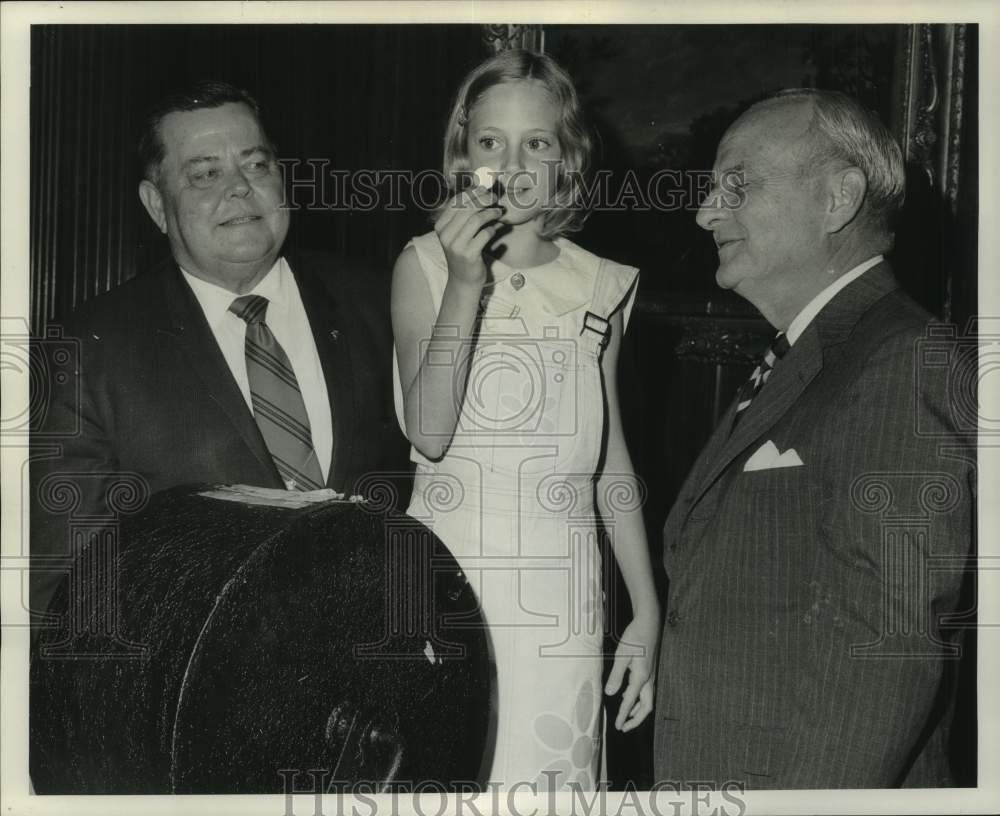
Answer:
663 395 740 546
689 397 740 494
677 261 901 525
682 330 822 519
157 262 279 482
287 252 356 490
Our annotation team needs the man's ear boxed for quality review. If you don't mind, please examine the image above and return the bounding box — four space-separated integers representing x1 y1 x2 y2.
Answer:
138 180 167 234
825 166 867 233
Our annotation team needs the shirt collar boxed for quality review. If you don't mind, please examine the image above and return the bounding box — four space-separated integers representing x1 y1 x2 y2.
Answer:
785 255 884 345
180 257 288 330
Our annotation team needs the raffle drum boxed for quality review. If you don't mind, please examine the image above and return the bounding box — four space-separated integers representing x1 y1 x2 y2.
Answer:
30 485 491 793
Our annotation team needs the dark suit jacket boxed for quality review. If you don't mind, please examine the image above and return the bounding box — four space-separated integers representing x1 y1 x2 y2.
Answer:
30 249 406 616
653 263 975 789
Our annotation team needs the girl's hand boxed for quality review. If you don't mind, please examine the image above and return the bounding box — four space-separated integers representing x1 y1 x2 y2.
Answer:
434 186 504 288
605 612 660 732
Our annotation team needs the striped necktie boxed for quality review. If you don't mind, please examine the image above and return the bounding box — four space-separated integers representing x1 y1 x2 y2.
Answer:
732 332 790 428
229 294 324 491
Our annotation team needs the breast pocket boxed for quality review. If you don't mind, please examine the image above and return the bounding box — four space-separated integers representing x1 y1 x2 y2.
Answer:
742 465 810 493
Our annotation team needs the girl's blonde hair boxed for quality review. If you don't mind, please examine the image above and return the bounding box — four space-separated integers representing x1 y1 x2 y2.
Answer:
441 49 593 239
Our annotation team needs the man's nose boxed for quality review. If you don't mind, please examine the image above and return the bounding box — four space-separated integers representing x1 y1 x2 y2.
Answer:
225 166 252 197
695 181 727 231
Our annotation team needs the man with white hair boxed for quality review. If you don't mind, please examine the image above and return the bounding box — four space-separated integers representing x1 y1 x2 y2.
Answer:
653 89 974 788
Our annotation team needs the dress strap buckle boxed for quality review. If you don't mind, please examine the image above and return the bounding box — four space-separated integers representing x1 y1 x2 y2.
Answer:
581 311 611 350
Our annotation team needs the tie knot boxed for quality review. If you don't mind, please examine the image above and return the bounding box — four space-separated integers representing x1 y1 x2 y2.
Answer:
770 332 790 360
229 294 269 325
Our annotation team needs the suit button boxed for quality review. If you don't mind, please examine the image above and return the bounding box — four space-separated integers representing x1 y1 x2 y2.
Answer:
667 610 680 627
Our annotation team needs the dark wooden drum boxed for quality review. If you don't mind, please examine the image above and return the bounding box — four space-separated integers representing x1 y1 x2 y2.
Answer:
30 485 490 794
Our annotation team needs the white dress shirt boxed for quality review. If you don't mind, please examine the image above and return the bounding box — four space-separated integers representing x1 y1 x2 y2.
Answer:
181 258 333 481
785 255 884 346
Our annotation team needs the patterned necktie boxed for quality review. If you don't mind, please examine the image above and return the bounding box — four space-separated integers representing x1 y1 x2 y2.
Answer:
229 294 324 491
732 332 790 428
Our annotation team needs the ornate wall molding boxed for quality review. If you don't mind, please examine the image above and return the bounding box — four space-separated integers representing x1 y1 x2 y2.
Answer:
637 293 771 366
894 23 972 323
672 319 770 366
897 23 968 214
943 24 968 213
482 24 545 54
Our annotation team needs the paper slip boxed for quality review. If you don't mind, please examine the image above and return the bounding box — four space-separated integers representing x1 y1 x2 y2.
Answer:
198 484 367 509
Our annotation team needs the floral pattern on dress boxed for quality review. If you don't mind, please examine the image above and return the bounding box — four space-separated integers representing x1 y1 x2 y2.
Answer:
532 678 600 790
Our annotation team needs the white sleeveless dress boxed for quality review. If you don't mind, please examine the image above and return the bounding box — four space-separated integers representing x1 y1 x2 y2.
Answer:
392 231 639 790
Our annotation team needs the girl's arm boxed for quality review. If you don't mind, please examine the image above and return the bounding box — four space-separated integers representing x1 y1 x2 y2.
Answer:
596 309 661 733
391 188 503 460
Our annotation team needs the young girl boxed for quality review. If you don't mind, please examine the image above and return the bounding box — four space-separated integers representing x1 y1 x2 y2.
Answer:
391 49 659 789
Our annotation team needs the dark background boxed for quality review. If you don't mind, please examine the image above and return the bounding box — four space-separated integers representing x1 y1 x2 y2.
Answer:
28 23 978 789
30 24 978 326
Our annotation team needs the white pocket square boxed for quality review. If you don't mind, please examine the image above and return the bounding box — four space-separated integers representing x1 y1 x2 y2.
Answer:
743 440 804 472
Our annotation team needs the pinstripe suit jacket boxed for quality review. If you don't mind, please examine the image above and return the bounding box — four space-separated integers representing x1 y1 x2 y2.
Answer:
653 263 975 789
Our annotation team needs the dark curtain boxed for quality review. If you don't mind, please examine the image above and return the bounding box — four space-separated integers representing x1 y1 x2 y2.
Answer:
29 24 485 331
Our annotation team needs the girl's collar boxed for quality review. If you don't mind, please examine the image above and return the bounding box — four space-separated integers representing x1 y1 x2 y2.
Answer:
486 237 565 276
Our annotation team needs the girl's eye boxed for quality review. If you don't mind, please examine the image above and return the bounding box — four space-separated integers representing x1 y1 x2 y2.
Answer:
478 137 500 150
527 138 551 151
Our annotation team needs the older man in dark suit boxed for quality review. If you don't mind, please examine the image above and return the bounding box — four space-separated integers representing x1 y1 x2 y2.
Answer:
30 81 403 620
653 89 975 789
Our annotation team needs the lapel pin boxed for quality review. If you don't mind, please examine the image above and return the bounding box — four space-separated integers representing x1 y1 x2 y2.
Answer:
329 329 339 341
